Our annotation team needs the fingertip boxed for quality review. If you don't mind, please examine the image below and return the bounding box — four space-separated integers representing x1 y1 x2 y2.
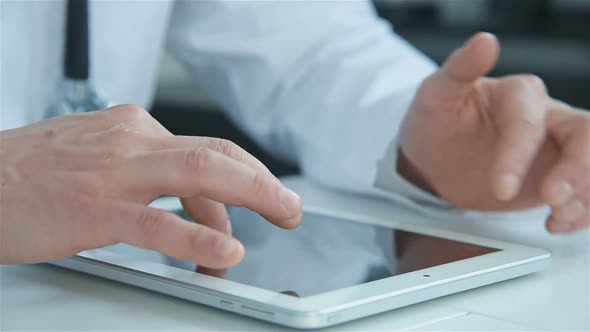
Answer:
494 173 521 201
546 216 569 234
283 211 304 230
444 32 500 85
553 200 585 223
277 187 303 228
468 32 499 53
218 237 245 267
475 32 499 64
225 220 233 236
234 240 246 261
542 180 574 206
280 187 302 213
568 218 590 233
264 209 303 230
475 32 499 44
196 266 228 279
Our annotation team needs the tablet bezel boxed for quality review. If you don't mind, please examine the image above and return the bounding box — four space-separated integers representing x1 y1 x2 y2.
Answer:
50 206 551 329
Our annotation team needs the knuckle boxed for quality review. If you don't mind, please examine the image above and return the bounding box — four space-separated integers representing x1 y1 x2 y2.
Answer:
69 194 98 217
135 210 165 240
508 77 529 92
106 123 135 138
500 115 543 145
109 104 150 122
252 172 267 197
209 138 241 159
270 177 283 196
86 149 119 169
152 120 173 136
184 147 209 172
189 226 215 252
517 116 543 135
100 151 115 165
510 74 546 95
43 128 57 139
522 74 547 94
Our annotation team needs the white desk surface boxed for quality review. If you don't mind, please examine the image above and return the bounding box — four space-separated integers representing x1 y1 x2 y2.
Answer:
2 176 589 331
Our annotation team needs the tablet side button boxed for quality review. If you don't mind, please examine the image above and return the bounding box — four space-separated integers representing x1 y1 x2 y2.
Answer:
219 300 234 310
241 305 275 321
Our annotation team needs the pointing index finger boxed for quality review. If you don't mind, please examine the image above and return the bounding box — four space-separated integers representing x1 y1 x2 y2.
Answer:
126 147 303 229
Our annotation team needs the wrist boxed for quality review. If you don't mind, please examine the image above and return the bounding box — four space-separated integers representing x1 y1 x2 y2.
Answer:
396 147 438 196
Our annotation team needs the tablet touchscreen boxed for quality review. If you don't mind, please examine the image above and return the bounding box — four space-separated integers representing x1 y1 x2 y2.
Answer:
111 208 498 297
103 208 499 298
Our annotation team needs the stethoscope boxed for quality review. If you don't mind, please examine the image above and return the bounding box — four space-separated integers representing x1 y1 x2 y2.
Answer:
45 0 109 118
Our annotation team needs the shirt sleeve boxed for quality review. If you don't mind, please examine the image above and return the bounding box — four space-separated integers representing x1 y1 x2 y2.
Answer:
166 1 435 191
165 0 551 223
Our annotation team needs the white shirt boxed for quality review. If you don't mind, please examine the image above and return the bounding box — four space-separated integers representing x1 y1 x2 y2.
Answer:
2 1 546 277
1 0 449 206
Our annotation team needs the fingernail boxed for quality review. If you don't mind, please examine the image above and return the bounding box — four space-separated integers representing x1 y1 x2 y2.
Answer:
225 220 232 236
549 181 574 206
280 187 302 214
216 236 242 259
497 174 520 201
556 200 585 223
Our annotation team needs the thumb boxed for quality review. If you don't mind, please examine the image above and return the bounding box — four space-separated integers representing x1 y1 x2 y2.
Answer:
434 32 500 97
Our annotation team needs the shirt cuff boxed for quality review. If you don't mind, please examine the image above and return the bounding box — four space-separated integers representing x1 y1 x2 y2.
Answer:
372 136 551 223
375 136 449 208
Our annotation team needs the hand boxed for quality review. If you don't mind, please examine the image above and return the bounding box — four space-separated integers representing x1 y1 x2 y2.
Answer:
399 32 590 233
0 105 302 265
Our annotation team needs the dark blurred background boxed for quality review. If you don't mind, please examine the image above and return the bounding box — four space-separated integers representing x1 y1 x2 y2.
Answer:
152 0 590 176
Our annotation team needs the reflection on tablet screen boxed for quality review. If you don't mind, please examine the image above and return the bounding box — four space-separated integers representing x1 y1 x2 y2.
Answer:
104 208 499 298
209 209 498 297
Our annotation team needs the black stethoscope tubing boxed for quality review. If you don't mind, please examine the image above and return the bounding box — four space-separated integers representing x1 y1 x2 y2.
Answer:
64 0 89 80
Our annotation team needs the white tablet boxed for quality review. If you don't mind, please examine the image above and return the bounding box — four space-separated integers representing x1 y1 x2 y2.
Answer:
50 207 550 329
